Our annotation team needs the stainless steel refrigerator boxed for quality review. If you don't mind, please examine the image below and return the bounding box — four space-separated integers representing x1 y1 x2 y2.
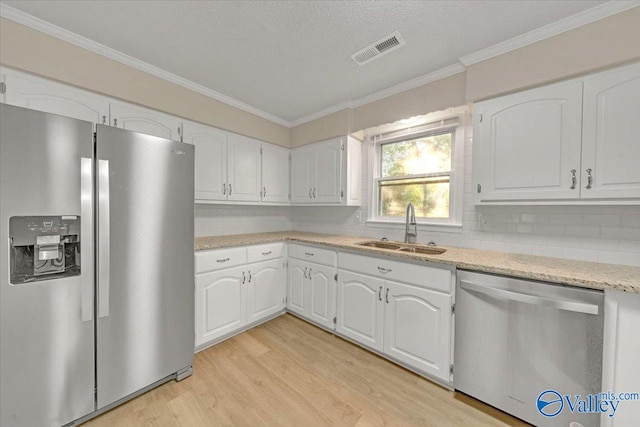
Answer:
0 104 195 426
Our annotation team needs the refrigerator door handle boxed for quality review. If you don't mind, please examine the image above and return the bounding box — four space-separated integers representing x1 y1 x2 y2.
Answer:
81 157 94 322
98 159 111 318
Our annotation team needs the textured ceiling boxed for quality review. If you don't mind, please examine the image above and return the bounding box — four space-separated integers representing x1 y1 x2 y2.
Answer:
2 0 607 123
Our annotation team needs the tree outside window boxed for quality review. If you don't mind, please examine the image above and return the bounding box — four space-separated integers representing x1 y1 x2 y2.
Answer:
377 131 452 219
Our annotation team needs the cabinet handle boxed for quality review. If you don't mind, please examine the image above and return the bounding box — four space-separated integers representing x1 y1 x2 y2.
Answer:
570 169 576 190
223 183 226 195
242 271 246 284
113 118 118 127
308 267 312 277
303 267 308 279
385 288 389 304
248 271 252 283
216 257 230 263
585 168 593 189
378 286 382 301
313 188 316 198
304 252 314 257
102 115 106 125
263 187 266 198
229 184 232 195
261 251 272 256
309 188 312 198
377 266 391 274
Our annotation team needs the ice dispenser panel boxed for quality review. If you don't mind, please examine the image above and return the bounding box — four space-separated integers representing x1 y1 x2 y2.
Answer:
9 216 81 284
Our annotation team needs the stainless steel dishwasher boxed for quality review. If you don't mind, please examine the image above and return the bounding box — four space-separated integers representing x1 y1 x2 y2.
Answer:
454 270 604 427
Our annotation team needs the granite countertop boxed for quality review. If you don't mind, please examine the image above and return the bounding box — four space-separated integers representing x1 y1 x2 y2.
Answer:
195 231 640 294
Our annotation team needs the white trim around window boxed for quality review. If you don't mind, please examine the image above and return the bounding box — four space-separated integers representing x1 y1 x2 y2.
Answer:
366 108 467 229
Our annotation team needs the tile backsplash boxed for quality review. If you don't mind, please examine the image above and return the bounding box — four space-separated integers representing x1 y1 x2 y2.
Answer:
197 114 640 267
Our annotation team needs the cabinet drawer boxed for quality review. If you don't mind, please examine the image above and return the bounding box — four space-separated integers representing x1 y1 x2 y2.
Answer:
338 252 452 293
288 244 337 266
195 247 247 274
247 243 285 263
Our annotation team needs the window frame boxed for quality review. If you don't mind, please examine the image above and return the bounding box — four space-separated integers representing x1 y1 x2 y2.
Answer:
367 112 465 229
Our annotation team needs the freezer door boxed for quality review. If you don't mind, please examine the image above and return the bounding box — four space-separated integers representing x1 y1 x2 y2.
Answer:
0 104 95 426
95 125 195 409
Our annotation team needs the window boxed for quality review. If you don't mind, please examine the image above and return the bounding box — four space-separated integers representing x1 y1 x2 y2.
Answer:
369 113 465 228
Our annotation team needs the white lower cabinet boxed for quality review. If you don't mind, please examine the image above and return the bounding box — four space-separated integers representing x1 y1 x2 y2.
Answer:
336 270 384 352
337 252 454 383
383 280 452 381
196 265 246 346
286 244 337 330
601 289 640 427
195 244 285 349
247 259 286 323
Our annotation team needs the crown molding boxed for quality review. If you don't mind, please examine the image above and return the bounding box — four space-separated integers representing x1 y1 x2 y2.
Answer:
459 1 640 66
3 2 638 129
0 3 292 127
289 63 466 127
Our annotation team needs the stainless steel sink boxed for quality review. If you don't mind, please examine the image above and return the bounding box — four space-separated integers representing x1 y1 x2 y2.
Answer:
397 246 447 255
356 241 402 250
355 241 447 255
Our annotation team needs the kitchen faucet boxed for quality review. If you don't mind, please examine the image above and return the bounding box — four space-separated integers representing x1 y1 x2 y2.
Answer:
404 203 417 244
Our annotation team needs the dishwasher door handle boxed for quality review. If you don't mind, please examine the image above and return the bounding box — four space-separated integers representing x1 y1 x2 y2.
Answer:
460 280 599 315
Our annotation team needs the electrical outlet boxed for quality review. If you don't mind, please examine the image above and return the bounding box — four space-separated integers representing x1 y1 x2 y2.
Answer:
354 210 362 224
478 213 490 231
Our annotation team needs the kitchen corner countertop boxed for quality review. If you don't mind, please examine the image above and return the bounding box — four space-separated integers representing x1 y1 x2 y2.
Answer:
195 231 640 294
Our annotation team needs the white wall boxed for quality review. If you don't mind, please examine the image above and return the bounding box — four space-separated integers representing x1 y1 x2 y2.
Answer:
291 114 640 267
195 205 292 237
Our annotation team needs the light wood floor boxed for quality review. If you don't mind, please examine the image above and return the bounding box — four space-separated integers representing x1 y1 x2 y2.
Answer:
85 314 528 426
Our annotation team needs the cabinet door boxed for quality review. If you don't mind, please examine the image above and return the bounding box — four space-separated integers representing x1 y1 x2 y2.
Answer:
383 280 452 381
336 270 384 352
262 144 290 203
473 80 583 201
110 102 183 141
195 266 246 347
308 263 337 330
287 259 308 316
246 259 285 324
290 147 314 203
227 134 262 201
581 62 640 199
2 68 109 124
183 123 228 201
314 140 342 203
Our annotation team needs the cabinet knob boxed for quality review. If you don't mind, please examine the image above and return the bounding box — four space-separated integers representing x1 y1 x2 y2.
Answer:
585 168 593 189
570 169 577 190
102 115 106 125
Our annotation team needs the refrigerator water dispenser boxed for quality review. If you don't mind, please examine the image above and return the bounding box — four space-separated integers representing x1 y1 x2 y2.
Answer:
9 216 81 284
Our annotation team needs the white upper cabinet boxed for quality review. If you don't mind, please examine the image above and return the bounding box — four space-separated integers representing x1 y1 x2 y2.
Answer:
1 67 110 124
109 102 183 141
261 144 290 204
290 136 361 206
290 146 315 203
185 121 282 204
227 134 262 202
183 122 227 201
473 61 640 204
581 62 640 200
473 80 583 202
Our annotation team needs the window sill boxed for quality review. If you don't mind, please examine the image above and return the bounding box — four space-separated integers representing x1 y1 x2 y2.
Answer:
365 220 463 234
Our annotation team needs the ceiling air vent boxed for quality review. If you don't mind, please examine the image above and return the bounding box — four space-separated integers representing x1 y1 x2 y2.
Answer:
351 31 405 66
